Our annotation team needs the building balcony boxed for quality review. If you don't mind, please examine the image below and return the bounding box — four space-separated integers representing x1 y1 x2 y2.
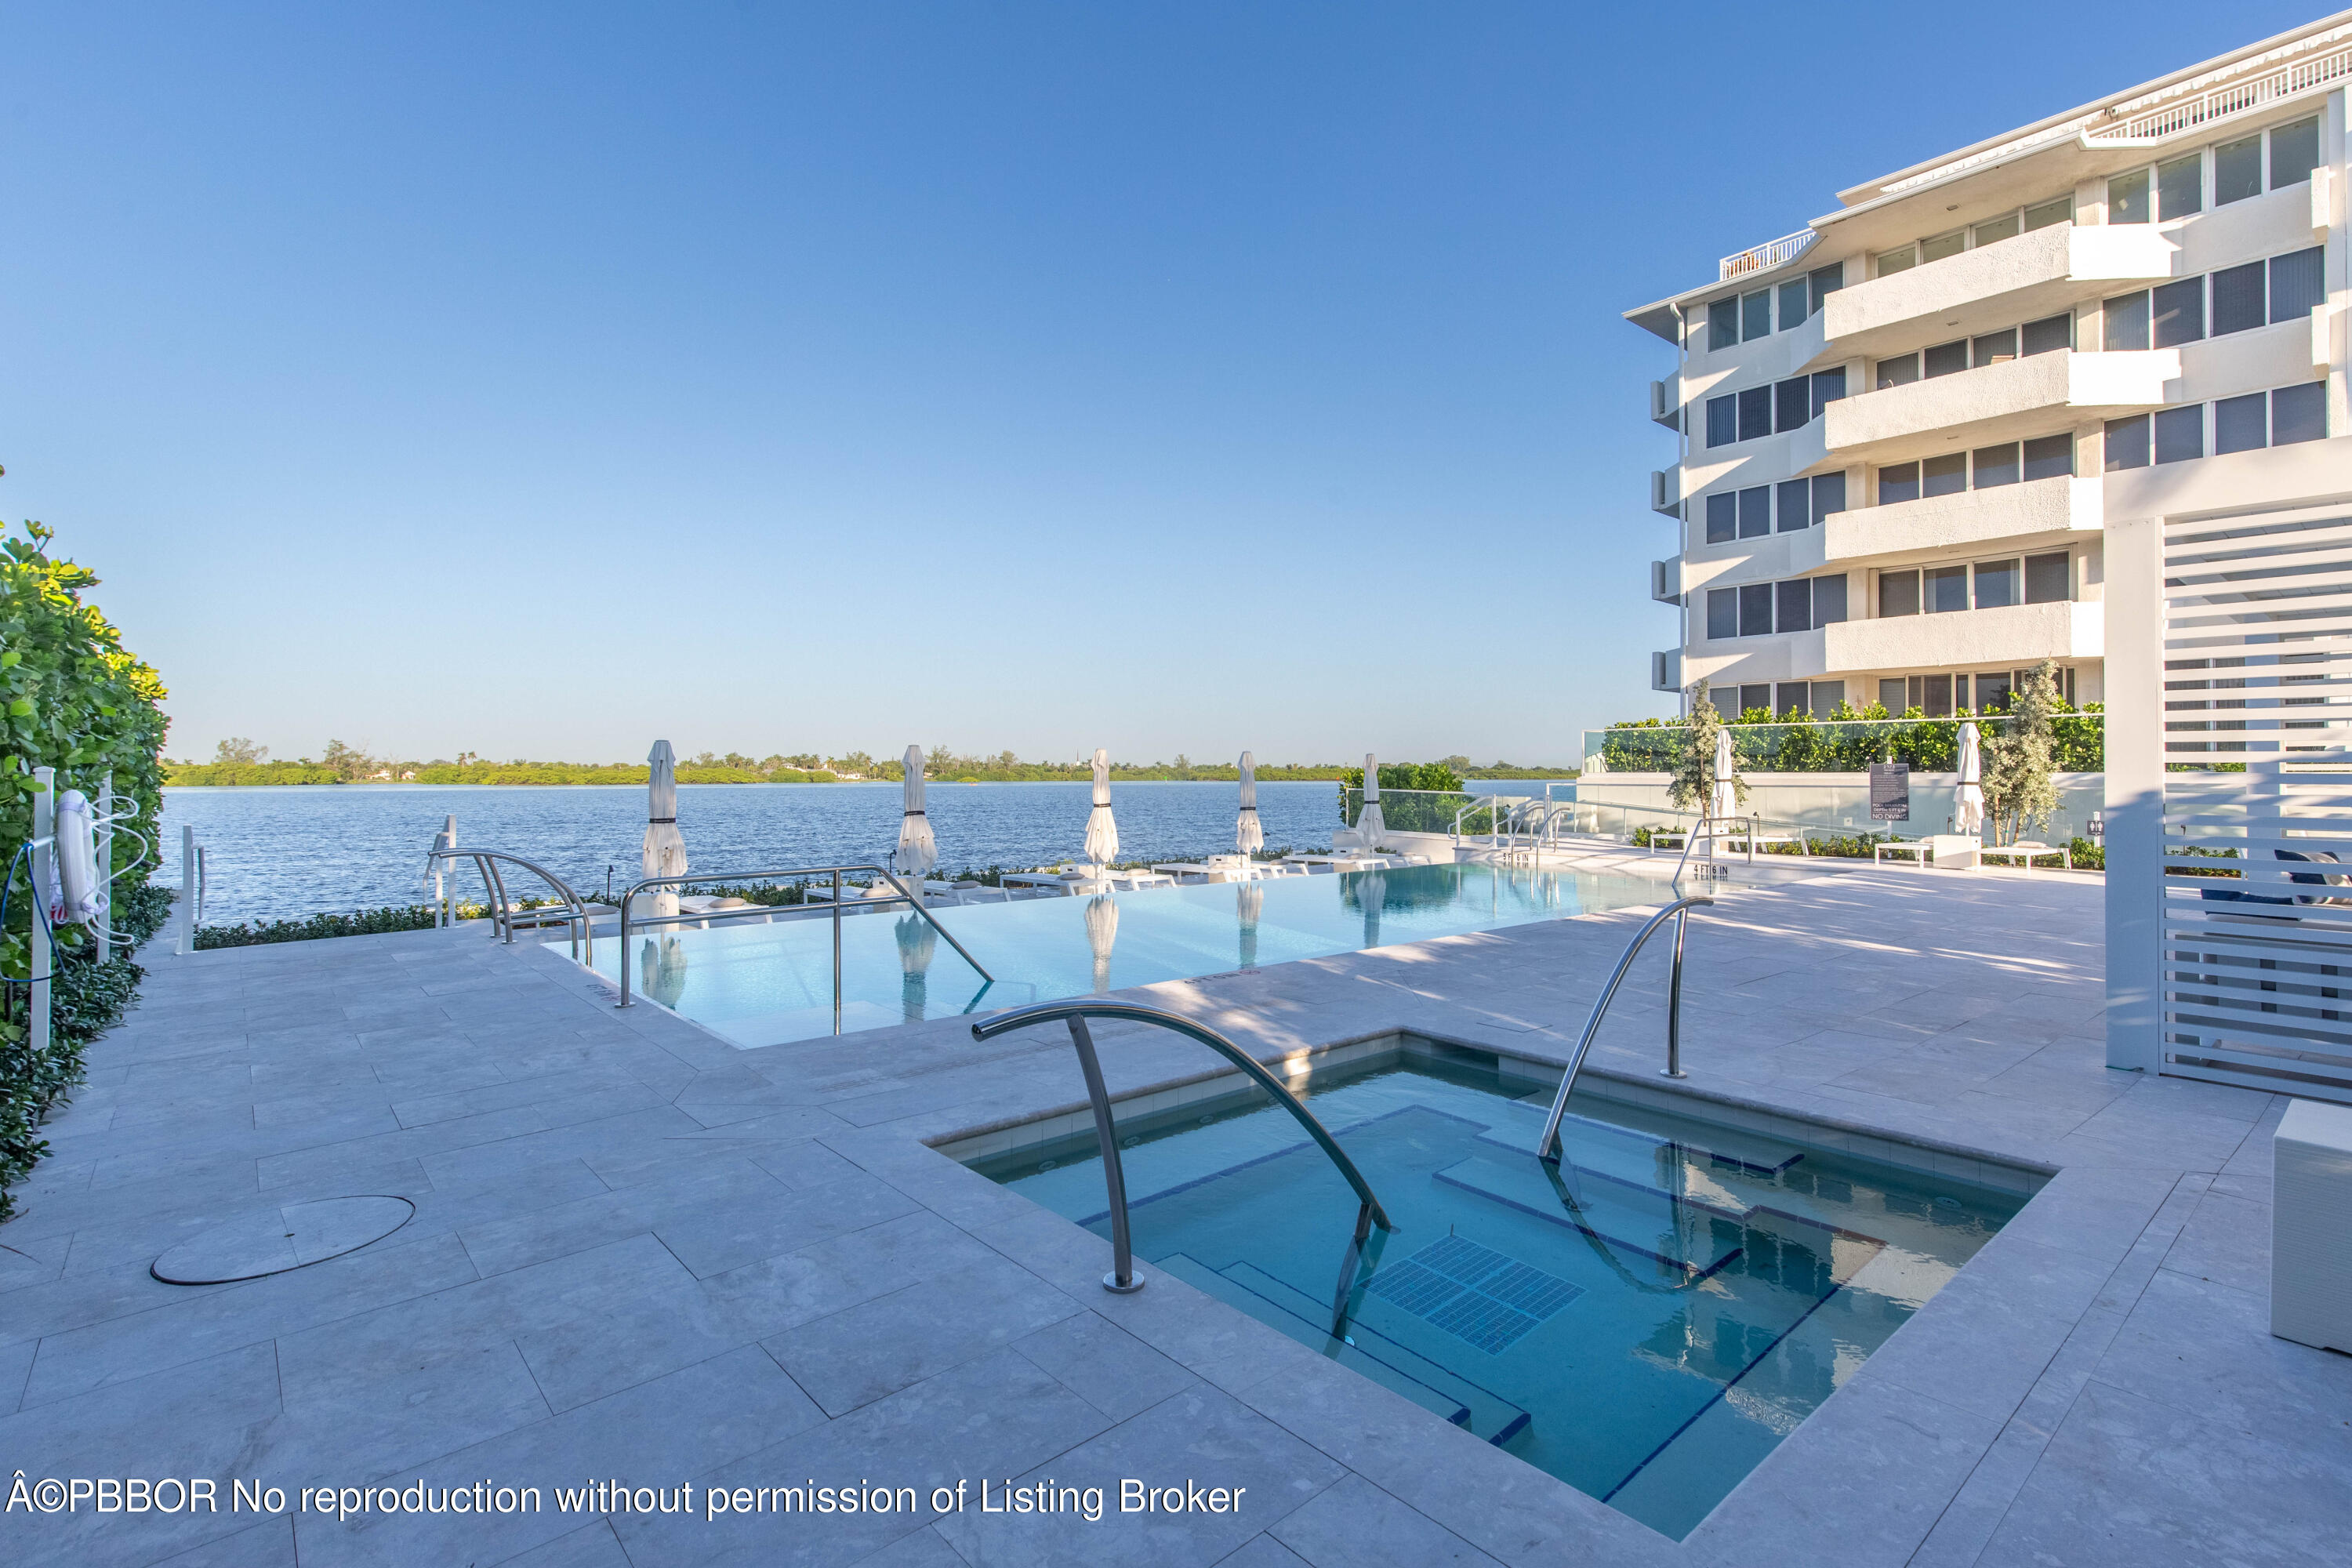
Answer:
1651 466 1681 517
1786 477 2102 574
1651 648 1682 692
1807 224 2176 369
1786 600 2104 678
1813 350 2178 469
1651 558 1681 604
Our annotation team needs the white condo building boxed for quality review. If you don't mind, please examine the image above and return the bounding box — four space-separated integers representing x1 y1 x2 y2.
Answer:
1629 12 2352 724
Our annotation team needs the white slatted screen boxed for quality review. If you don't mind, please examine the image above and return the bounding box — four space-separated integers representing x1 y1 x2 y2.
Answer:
2161 504 2352 1102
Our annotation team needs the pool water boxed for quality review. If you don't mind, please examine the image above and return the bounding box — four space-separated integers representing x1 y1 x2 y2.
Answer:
964 1044 2029 1540
583 862 1683 1047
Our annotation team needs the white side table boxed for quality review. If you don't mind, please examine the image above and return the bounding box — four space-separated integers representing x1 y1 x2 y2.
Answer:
2274 1098 2352 1353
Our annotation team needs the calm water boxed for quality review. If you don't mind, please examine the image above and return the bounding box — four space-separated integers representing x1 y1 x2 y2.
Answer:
587 862 1668 1047
972 1047 2024 1539
156 781 1556 925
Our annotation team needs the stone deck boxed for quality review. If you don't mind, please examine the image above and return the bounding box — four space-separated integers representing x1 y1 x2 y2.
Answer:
2 863 2345 1566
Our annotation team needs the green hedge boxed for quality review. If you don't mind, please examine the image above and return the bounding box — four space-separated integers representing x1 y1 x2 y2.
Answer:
1599 706 2103 775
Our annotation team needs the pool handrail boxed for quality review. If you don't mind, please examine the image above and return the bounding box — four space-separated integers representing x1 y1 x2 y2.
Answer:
1534 894 1712 1163
971 999 1396 1293
615 863 993 1016
428 848 594 963
1670 815 1758 887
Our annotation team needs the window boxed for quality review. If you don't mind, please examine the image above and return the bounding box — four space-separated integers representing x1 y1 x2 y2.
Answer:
2274 383 2327 446
2214 392 2265 455
2109 169 2151 223
1774 683 1809 717
1875 353 1919 390
2023 434 2074 481
1924 339 1968 378
2154 405 2203 464
1739 582 1773 636
1921 231 1965 264
1707 394 1736 448
1875 245 1917 278
1922 452 1966 498
1738 486 1770 539
1709 298 1740 351
1742 290 1772 342
2106 414 2151 470
2022 195 2071 231
1737 386 1772 441
2212 261 2265 336
1777 579 1811 633
2025 551 2071 604
1811 470 1847 522
1879 678 1907 710
2104 291 2151 350
1972 213 2020 247
1737 684 1770 716
1878 462 1920 505
1814 575 1848 624
2151 277 2205 347
2272 247 2325 322
1921 673 1954 717
1705 492 1737 544
1927 564 1969 613
1974 443 2020 487
1879 570 1920 617
2158 153 2202 219
1810 367 1847 416
1809 262 1845 315
1708 588 1737 640
1775 376 1810 433
2272 116 2321 188
1974 558 2020 609
1973 328 2017 367
2216 134 2262 205
1777 479 1809 533
2021 314 2071 355
1778 278 1809 328
1976 673 2014 713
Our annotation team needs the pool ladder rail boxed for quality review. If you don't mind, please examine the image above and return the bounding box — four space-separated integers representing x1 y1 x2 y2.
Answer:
614 862 994 1022
972 1000 1396 1295
1534 892 1712 1164
427 848 599 962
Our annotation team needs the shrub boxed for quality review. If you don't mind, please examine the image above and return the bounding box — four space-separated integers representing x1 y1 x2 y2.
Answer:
194 906 447 948
2067 837 2105 871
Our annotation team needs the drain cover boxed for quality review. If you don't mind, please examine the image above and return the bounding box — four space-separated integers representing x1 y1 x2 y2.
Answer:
151 1196 416 1285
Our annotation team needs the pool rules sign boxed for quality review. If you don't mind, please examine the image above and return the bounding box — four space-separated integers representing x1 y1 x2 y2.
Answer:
1870 763 1910 822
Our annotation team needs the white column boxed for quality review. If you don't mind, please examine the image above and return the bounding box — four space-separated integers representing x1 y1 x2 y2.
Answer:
30 768 53 1059
179 823 197 956
2104 514 2163 1072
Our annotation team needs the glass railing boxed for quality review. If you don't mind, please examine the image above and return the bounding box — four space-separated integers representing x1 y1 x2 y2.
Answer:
1581 712 2105 775
1339 787 1485 835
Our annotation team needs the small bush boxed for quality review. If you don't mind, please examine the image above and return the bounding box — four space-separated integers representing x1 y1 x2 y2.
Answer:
195 906 445 948
2068 837 2105 872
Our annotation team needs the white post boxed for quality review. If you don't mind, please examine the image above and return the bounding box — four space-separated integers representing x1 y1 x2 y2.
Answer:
179 823 197 955
2105 515 2163 1073
31 767 53 1059
94 771 113 951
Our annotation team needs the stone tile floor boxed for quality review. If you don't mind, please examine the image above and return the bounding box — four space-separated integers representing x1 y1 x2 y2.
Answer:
3 861 2347 1566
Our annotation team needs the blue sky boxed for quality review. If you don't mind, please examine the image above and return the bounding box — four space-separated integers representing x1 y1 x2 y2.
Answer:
0 2 2323 766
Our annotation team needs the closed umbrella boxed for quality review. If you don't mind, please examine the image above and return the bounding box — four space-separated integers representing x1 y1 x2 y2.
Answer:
1707 728 1738 854
1083 749 1119 873
1236 878 1262 970
423 814 456 924
895 746 938 901
1085 891 1119 993
1235 750 1264 861
895 913 938 1023
1357 754 1385 849
643 740 687 920
1955 721 1985 838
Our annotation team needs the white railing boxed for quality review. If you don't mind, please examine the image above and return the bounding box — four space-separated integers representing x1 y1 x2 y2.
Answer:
2085 41 2352 144
1719 229 1817 281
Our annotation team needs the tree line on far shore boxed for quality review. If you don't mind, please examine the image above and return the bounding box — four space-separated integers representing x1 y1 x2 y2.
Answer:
163 739 1579 787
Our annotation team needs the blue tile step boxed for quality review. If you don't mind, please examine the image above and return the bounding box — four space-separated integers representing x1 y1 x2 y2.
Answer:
1432 1153 1747 1282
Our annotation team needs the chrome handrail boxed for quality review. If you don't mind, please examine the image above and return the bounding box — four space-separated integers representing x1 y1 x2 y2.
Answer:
429 849 593 963
1534 895 1712 1162
971 1000 1396 1293
1670 814 1758 883
615 863 993 1016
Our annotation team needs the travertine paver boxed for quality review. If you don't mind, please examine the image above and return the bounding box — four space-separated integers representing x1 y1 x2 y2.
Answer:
0 859 2343 1567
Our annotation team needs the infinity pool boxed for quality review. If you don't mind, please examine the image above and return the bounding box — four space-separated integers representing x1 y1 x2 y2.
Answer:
581 863 1682 1047
960 1040 2031 1540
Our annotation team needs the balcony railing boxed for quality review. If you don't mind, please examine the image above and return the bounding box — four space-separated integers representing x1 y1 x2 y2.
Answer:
2085 38 2352 145
1719 229 1817 282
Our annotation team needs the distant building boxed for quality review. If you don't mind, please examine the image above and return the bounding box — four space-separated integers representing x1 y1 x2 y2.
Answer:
1628 13 2349 720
